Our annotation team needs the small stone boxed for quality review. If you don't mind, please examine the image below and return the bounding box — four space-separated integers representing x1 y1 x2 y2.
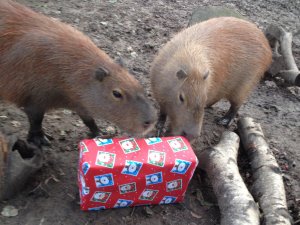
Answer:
100 21 108 27
190 211 202 219
1 205 18 217
130 52 138 58
74 120 84 127
106 126 116 134
74 18 80 23
144 206 154 217
60 130 66 136
11 120 21 128
126 46 133 52
63 110 72 115
264 80 277 88
287 87 300 97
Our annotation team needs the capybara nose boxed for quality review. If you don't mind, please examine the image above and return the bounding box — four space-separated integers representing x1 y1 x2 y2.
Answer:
143 120 153 129
181 130 197 141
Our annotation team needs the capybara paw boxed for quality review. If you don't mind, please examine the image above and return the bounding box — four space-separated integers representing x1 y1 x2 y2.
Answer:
216 116 233 127
27 132 51 147
156 126 166 137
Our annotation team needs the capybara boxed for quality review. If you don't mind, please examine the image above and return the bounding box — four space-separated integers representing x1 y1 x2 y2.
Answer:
0 0 156 147
150 17 272 141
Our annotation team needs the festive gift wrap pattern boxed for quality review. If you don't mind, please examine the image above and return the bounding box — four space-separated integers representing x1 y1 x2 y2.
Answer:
78 136 198 211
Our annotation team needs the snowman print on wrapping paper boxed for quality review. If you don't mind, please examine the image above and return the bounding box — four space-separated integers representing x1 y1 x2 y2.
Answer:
119 182 137 194
167 137 188 152
119 138 140 154
160 196 177 204
94 137 113 146
121 160 143 176
166 179 182 192
148 150 166 167
91 191 111 203
145 137 162 145
94 173 114 188
95 151 116 168
146 172 163 185
139 189 159 201
171 159 192 174
114 199 134 208
79 173 90 196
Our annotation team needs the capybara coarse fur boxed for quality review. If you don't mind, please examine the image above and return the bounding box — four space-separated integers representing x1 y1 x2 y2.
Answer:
0 0 156 146
150 17 272 141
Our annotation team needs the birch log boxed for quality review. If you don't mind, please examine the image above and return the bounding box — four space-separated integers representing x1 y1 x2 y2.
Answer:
197 131 260 225
238 117 292 225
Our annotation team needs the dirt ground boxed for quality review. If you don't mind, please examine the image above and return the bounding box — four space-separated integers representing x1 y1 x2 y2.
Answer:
0 0 299 224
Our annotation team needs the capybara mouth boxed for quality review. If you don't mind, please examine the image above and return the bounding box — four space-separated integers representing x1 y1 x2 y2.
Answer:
124 123 156 138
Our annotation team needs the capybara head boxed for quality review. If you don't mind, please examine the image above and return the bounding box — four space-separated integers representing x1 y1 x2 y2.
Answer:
163 67 210 141
72 61 157 136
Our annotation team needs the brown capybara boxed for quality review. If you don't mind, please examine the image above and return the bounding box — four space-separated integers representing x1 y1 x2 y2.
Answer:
150 17 272 141
0 0 156 147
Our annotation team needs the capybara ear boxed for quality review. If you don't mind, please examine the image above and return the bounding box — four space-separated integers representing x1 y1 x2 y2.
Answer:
95 67 110 82
176 69 188 80
203 69 210 80
115 57 125 67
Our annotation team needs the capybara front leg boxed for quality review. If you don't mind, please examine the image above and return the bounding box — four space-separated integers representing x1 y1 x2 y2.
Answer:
216 104 239 127
156 110 167 137
78 113 99 138
24 107 50 147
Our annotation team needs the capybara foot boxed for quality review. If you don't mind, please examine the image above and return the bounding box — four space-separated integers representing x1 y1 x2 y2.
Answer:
27 131 51 147
216 115 234 127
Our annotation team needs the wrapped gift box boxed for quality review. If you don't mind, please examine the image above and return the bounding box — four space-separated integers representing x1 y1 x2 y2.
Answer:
78 136 198 211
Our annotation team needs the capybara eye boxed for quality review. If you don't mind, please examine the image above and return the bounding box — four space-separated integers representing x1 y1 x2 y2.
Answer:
179 93 184 103
112 90 123 99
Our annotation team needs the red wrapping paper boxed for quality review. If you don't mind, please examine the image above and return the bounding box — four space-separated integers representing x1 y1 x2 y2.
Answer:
78 136 198 211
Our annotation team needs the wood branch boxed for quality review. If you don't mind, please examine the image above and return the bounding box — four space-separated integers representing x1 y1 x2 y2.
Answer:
265 24 300 86
238 117 292 225
0 130 43 201
196 131 260 225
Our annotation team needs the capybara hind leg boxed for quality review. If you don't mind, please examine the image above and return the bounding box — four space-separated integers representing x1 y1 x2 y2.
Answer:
24 107 50 147
216 104 239 127
77 112 99 138
156 109 167 137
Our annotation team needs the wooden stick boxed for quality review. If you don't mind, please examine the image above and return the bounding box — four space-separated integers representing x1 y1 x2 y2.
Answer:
265 25 300 86
238 117 292 225
197 131 260 225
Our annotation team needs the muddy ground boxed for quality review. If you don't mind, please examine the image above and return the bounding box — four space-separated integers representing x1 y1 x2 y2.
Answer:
0 0 299 224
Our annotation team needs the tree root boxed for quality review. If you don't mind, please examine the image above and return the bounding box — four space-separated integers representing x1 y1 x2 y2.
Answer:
196 131 260 225
238 117 292 225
